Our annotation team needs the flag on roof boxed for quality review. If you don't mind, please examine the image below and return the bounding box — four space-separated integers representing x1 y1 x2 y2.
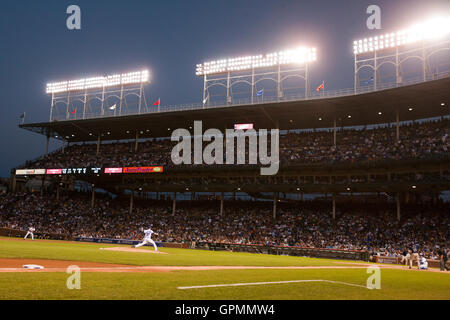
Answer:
316 81 324 92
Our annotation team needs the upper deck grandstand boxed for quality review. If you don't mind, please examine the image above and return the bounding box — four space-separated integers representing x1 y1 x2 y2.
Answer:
11 74 450 218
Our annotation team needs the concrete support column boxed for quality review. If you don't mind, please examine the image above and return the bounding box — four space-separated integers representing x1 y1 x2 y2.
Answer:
10 174 17 193
129 191 134 214
40 175 45 197
45 135 50 156
332 193 336 220
135 131 139 152
56 182 60 201
273 192 277 219
62 137 66 154
333 118 337 146
396 193 401 221
97 134 101 156
91 184 95 208
172 192 177 215
220 192 224 216
396 110 400 142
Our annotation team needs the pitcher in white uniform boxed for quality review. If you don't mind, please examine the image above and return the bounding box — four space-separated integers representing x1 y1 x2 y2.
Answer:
24 227 35 240
133 227 159 251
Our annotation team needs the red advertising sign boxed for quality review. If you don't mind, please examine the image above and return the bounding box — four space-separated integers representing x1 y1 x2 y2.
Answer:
46 169 63 175
234 123 254 130
123 166 163 173
104 168 123 174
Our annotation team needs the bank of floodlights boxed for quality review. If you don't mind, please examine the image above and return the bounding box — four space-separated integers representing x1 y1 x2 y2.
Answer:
46 70 150 94
353 15 450 92
47 69 150 121
353 16 450 55
196 47 316 76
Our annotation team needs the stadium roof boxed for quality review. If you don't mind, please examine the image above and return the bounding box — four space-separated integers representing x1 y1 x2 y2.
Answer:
20 76 450 143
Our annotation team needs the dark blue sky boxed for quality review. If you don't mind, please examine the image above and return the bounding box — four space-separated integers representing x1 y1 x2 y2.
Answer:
1 0 449 177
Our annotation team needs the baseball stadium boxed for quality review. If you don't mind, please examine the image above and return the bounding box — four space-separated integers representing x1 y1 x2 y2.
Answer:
0 2 449 302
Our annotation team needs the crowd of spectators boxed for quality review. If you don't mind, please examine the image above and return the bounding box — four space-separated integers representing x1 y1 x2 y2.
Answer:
19 118 449 170
280 118 449 164
1 192 448 259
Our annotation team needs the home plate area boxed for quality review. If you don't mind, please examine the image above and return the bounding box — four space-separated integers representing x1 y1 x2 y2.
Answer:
99 247 169 254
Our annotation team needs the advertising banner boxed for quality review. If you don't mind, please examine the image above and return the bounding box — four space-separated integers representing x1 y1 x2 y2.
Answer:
104 168 123 174
123 166 163 173
46 169 63 175
234 123 254 130
15 169 46 175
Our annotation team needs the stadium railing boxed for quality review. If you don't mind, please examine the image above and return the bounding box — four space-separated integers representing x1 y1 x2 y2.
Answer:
50 71 450 122
375 256 447 269
194 241 370 261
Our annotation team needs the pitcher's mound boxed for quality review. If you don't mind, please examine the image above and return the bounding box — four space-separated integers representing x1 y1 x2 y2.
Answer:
100 247 168 254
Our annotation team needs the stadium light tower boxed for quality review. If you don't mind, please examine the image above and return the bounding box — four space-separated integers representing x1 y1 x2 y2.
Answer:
46 70 150 121
196 46 317 106
353 16 450 92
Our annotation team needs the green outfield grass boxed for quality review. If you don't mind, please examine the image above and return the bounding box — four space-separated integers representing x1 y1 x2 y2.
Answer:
0 237 449 300
0 237 358 266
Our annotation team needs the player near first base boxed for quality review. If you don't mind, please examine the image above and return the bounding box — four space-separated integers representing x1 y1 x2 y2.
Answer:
133 227 159 251
412 248 420 269
419 254 428 270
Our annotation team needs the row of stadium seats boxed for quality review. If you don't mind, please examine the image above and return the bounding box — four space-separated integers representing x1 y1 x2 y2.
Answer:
19 118 449 169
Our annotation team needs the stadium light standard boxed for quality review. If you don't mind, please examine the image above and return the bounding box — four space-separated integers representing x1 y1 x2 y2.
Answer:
352 16 450 92
196 46 317 106
46 70 150 122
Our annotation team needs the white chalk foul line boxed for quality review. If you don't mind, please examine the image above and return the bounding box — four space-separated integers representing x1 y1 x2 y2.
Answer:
178 279 367 290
